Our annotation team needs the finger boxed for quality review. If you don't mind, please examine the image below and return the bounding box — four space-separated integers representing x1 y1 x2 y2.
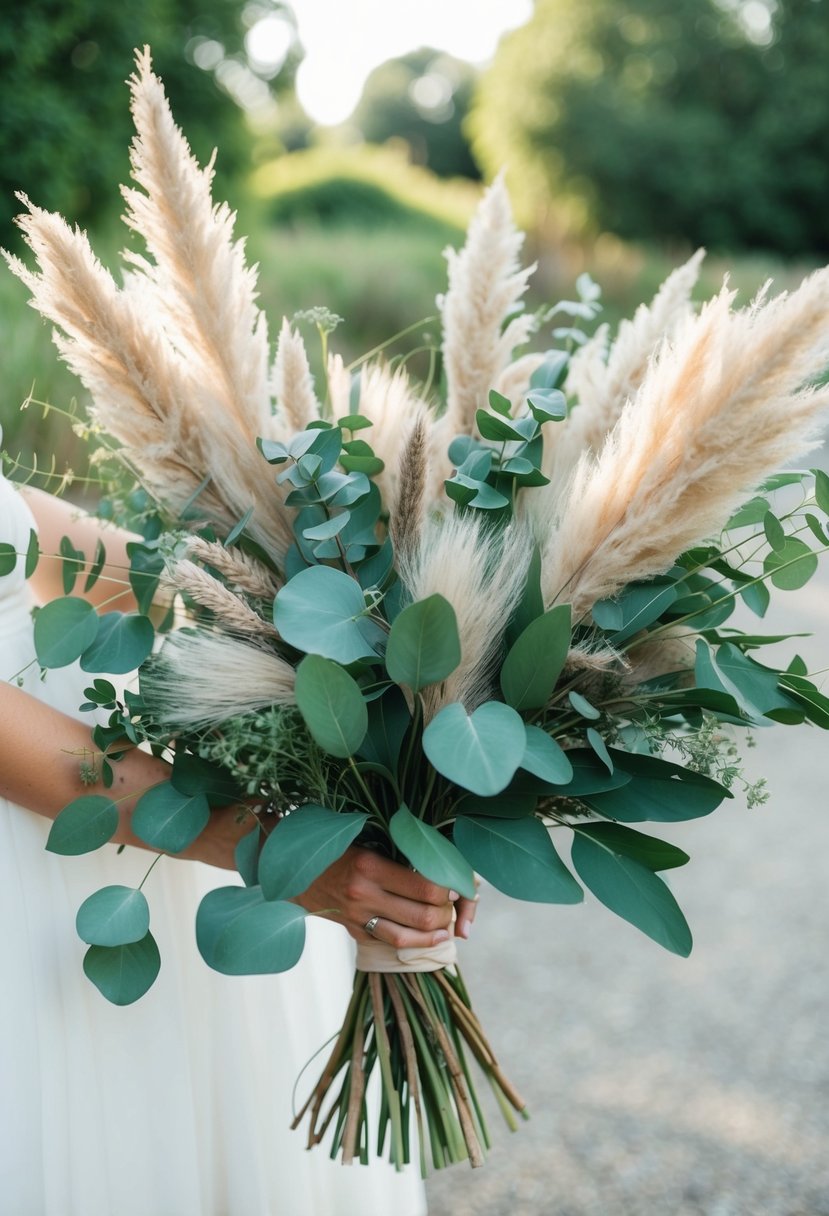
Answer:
365 891 454 935
362 917 451 952
371 856 454 906
455 895 479 939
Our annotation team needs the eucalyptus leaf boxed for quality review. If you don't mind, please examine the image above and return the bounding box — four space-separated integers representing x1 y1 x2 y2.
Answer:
500 604 571 710
778 673 829 728
79 612 155 674
76 885 150 947
235 825 261 887
763 537 818 590
573 822 689 871
568 691 600 720
46 794 119 855
259 805 368 900
554 750 633 797
586 727 613 773
585 750 730 822
83 932 161 1005
521 725 573 784
454 816 582 904
294 654 368 757
34 596 100 668
127 541 165 615
356 685 411 771
763 511 786 552
422 701 526 797
812 467 829 515
0 542 16 575
59 535 85 594
571 834 692 956
83 537 105 592
593 580 678 644
131 782 210 853
275 565 381 664
389 805 476 899
385 594 461 692
195 886 307 976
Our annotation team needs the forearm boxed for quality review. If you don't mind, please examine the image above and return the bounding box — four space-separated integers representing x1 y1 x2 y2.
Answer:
0 681 167 850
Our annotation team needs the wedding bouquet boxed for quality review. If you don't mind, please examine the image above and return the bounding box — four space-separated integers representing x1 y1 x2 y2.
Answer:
5 49 829 1173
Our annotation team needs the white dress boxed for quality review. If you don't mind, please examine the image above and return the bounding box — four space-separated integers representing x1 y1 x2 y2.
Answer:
0 474 427 1216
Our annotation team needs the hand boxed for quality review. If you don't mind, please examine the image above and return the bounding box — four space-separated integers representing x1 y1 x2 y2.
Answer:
455 876 480 940
177 803 256 870
292 846 456 950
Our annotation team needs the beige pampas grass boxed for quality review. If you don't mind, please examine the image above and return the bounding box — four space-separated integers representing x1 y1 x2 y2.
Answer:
536 270 829 620
269 318 320 437
4 50 296 567
349 362 434 509
185 537 281 598
163 559 278 639
143 630 296 730
398 514 530 716
388 415 428 561
436 175 536 449
548 251 705 484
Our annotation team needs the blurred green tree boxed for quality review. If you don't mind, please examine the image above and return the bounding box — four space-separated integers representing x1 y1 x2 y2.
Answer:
0 0 300 244
471 0 829 255
351 47 481 180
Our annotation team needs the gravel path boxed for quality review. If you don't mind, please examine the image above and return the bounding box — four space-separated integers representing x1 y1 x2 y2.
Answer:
426 510 829 1215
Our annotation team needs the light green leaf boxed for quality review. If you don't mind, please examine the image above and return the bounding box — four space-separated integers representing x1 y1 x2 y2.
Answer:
79 612 154 674
46 795 119 855
422 701 526 797
454 816 582 904
294 654 368 757
521 725 573 784
762 511 786 552
568 690 600 720
500 604 571 710
763 537 818 590
389 804 476 899
76 885 150 947
131 782 210 853
385 594 461 692
195 886 307 975
812 467 829 515
571 834 692 956
586 727 613 773
259 805 368 900
83 932 161 1005
592 580 677 644
34 596 100 668
274 564 381 663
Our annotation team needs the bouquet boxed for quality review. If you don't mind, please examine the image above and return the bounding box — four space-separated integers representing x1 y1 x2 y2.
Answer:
5 49 829 1174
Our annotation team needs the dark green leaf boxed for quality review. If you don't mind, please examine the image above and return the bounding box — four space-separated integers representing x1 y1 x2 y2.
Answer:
235 825 261 887
585 750 730 822
454 790 537 818
422 701 526 796
127 542 164 615
475 409 526 442
454 816 582 904
79 612 154 674
573 822 689 870
0 542 17 576
25 529 40 579
294 654 368 757
554 750 633 797
390 805 476 899
76 885 150 947
196 886 307 975
225 507 255 546
500 604 571 710
386 594 461 692
59 536 86 594
356 685 411 771
526 388 567 422
82 538 106 592
813 467 829 515
131 782 210 853
34 596 99 668
260 805 369 900
171 752 242 806
805 513 829 546
571 834 692 956
83 932 161 1005
586 727 613 773
763 537 818 590
488 389 513 416
337 413 373 432
726 497 770 529
593 580 678 644
740 579 770 617
762 511 786 552
46 794 119 855
779 673 829 729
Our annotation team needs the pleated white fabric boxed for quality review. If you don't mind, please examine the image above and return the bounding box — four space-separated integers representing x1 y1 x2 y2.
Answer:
0 476 427 1216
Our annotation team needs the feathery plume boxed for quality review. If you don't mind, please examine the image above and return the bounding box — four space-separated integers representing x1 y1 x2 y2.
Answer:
351 362 433 510
536 270 829 619
326 352 352 419
269 318 320 437
185 537 281 598
142 630 296 730
163 559 278 639
398 514 530 716
493 352 548 415
436 175 536 447
122 48 270 436
388 415 428 562
548 251 705 484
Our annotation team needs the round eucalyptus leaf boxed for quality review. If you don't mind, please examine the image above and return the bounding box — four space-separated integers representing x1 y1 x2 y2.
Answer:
34 596 100 668
500 604 572 710
46 795 119 856
454 815 582 904
422 701 526 797
521 725 573 785
259 805 368 901
274 564 380 663
83 932 161 1005
294 654 368 757
389 805 476 899
0 542 17 575
79 612 155 674
385 594 461 692
196 885 307 976
763 537 818 590
131 782 211 853
76 885 150 947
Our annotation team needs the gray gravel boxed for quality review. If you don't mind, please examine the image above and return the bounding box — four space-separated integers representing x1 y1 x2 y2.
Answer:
426 511 829 1215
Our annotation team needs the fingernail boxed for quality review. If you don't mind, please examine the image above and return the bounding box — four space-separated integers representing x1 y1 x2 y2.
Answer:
457 918 471 940
433 930 450 943
448 890 459 902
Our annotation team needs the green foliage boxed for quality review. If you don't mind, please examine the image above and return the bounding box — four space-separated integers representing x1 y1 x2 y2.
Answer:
76 885 151 947
34 596 99 668
83 932 161 1005
472 0 829 254
385 594 461 692
46 794 119 855
258 805 368 901
389 804 476 899
500 605 571 710
422 702 527 797
195 885 307 976
456 816 583 904
130 782 211 853
294 656 368 757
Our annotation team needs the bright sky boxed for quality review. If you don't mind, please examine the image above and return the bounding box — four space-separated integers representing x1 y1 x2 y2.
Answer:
247 0 534 125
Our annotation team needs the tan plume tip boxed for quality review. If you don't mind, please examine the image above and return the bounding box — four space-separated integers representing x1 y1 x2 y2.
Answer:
164 559 278 639
142 628 296 730
185 537 281 598
389 415 428 561
270 318 320 437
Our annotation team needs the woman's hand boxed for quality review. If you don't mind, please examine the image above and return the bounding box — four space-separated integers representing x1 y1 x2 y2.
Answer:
292 846 457 950
177 803 256 871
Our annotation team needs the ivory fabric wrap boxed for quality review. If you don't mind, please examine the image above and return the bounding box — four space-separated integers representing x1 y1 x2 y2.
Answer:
355 934 458 974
